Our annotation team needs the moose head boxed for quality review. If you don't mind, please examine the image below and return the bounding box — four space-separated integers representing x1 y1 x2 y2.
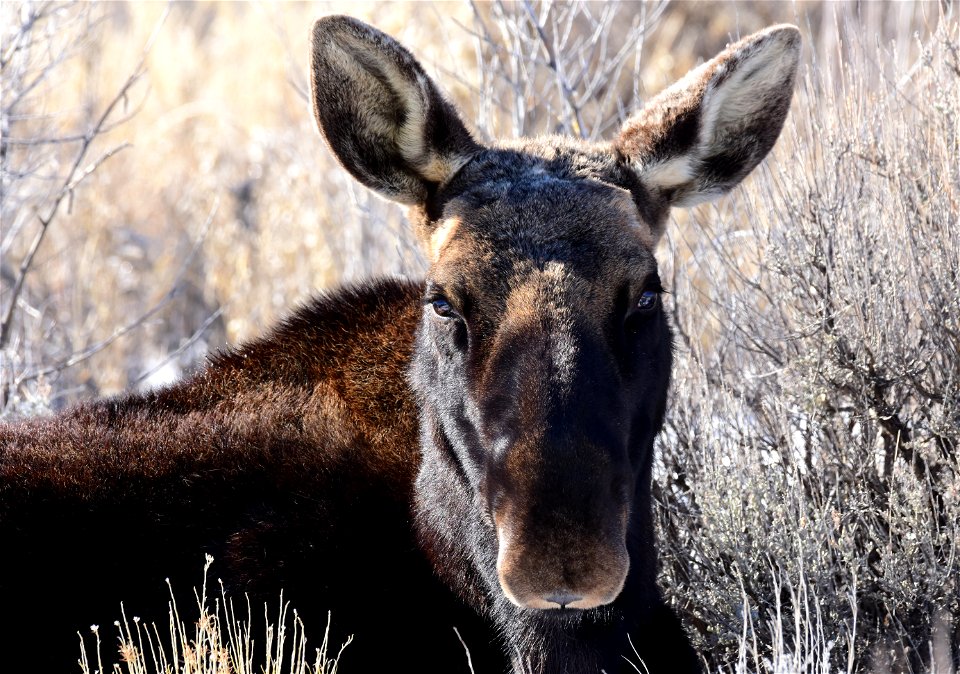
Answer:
310 14 799 619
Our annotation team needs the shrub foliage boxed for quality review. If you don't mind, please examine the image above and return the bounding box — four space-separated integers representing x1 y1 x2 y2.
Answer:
656 15 960 673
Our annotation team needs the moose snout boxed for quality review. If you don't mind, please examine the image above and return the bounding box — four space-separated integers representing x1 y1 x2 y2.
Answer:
495 521 630 611
488 433 633 611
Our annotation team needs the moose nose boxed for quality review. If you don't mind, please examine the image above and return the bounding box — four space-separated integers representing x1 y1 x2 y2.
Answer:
544 592 584 609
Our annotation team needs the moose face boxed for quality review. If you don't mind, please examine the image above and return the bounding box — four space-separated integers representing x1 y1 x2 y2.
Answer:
414 148 673 610
310 16 800 612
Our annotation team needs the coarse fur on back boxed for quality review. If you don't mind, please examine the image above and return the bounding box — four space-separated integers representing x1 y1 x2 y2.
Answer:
1 15 800 673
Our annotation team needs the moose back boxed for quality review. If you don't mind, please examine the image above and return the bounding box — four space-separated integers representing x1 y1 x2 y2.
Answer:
0 16 799 673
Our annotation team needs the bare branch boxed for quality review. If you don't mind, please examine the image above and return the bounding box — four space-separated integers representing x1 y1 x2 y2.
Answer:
0 5 169 349
129 307 225 389
15 291 178 387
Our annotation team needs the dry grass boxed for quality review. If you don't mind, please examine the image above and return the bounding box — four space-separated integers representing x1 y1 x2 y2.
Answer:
77 556 350 674
2 1 958 672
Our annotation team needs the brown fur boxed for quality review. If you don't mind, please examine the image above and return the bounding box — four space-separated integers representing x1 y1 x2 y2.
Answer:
1 281 491 672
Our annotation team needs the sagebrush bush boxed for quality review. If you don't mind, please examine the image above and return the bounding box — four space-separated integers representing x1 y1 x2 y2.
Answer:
655 14 959 673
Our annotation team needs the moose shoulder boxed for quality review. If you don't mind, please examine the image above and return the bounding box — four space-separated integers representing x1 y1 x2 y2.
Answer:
0 16 799 673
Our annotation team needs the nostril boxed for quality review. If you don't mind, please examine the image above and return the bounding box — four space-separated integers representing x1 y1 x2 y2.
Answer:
544 592 583 609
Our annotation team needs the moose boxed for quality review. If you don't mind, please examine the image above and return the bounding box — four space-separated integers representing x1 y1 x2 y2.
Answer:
0 16 800 673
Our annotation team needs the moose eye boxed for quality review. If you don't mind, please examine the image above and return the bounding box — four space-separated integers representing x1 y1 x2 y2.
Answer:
432 299 454 317
636 290 660 313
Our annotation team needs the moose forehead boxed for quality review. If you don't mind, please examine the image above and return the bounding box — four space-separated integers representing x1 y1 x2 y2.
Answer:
424 143 662 303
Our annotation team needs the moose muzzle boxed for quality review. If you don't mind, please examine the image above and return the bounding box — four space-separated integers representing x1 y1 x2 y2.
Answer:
494 505 630 610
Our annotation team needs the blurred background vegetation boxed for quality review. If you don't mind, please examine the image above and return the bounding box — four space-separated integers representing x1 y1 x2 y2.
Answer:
2 1 957 672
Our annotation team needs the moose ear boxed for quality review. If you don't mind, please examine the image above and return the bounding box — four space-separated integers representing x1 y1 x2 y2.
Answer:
617 25 801 209
310 16 481 205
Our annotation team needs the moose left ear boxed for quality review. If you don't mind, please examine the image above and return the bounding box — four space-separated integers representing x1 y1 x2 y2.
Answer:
311 16 481 205
617 25 801 209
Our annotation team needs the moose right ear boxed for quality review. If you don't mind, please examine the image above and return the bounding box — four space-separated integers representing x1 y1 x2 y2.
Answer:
616 25 801 216
311 16 481 206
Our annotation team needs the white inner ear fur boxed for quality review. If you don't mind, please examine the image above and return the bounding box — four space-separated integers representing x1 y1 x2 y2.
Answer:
699 34 800 146
325 40 399 143
339 33 469 185
640 156 696 194
385 68 432 170
639 26 800 202
390 69 472 184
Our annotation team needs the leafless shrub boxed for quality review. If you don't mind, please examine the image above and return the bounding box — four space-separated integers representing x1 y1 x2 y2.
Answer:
1 3 434 412
654 9 959 672
465 0 667 139
1 1 163 412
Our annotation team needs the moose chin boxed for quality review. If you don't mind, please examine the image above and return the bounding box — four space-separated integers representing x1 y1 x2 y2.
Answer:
0 15 800 674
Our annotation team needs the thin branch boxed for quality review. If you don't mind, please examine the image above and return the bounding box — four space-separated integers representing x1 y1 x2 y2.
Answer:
15 191 220 390
0 139 131 348
3 92 151 146
0 5 169 349
130 307 224 388
69 142 132 190
15 292 177 386
452 627 477 674
520 0 585 137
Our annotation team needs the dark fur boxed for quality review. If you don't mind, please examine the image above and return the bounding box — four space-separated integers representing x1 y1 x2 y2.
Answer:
1 16 800 673
1 281 498 672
